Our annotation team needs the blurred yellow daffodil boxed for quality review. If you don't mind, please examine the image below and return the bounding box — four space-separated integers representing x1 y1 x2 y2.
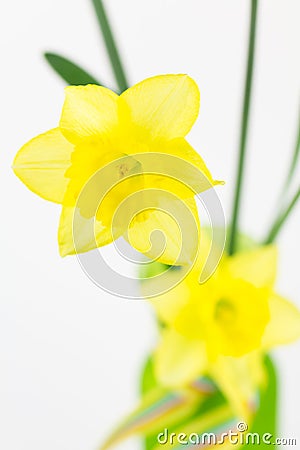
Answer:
150 244 300 417
13 74 221 264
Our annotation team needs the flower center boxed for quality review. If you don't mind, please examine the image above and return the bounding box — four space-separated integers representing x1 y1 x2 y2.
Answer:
118 163 130 178
214 298 236 325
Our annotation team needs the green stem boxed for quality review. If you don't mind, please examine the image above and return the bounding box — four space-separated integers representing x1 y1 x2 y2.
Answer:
228 0 258 255
91 0 129 93
263 109 300 246
281 109 300 196
264 186 300 244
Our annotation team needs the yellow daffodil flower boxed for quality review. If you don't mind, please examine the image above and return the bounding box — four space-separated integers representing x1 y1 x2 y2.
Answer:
149 244 300 418
13 75 221 264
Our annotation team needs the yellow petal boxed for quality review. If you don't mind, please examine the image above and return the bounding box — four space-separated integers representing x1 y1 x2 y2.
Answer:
154 328 207 387
262 294 300 349
125 197 200 265
58 206 122 256
138 138 223 197
121 74 200 139
13 128 73 203
148 270 192 325
210 353 265 420
227 245 277 288
59 85 119 143
165 138 223 192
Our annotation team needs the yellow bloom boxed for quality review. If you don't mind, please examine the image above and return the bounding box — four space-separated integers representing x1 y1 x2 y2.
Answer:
150 244 300 416
13 75 221 264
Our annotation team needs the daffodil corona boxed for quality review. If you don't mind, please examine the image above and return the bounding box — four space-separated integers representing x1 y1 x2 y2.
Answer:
13 75 221 264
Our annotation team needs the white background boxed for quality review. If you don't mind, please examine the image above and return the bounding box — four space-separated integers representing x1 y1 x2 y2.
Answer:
1 1 300 449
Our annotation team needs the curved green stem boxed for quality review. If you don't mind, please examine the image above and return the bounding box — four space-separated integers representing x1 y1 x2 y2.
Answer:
264 186 300 244
228 0 258 255
281 108 300 196
91 0 129 93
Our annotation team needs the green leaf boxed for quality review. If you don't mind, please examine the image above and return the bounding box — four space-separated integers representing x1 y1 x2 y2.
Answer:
44 52 101 86
140 357 158 396
140 358 161 450
242 355 277 449
100 383 203 450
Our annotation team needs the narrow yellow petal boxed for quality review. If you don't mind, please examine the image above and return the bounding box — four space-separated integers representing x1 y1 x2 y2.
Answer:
59 85 119 143
163 138 223 191
125 197 200 265
13 128 73 203
210 353 265 420
227 245 277 288
154 328 207 387
121 74 200 139
262 294 300 349
135 138 223 197
58 206 122 256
